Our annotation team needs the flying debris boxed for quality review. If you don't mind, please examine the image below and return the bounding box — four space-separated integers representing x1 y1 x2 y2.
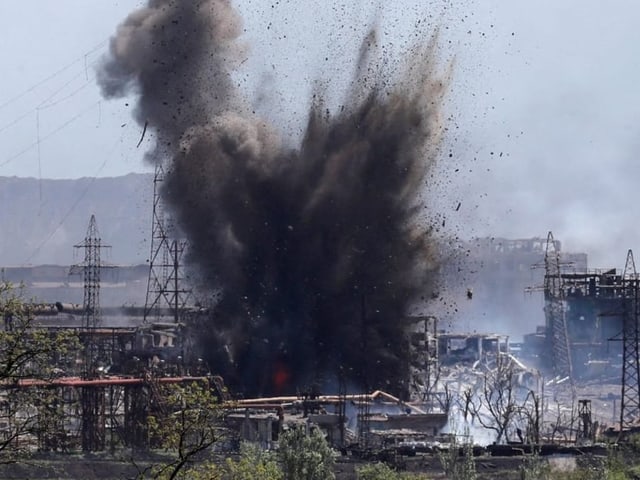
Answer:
99 0 448 397
136 120 148 148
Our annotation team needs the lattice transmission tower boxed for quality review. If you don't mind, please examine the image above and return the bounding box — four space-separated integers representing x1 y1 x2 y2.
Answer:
70 215 112 375
144 162 191 323
543 232 574 383
620 249 640 430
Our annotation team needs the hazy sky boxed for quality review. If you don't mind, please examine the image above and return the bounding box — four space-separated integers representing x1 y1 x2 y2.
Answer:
1 1 639 266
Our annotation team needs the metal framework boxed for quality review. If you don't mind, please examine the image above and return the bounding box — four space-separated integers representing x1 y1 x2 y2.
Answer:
71 215 109 332
357 392 371 451
3 376 210 453
577 399 593 443
417 316 439 407
337 370 346 448
543 232 573 382
358 293 371 450
144 162 191 323
70 216 113 377
620 250 640 430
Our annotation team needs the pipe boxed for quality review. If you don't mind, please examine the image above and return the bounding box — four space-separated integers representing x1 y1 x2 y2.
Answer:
15 375 210 388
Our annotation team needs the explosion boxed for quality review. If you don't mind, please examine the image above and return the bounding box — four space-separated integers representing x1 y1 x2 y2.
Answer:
99 0 447 397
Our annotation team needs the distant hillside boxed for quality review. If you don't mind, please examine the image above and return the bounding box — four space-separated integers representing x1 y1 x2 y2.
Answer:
0 173 153 266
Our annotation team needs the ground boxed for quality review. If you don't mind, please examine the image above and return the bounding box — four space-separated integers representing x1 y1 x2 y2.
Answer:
0 452 619 480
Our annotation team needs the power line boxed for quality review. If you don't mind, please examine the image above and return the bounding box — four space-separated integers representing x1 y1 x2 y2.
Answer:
0 108 34 136
22 131 127 266
38 56 103 110
39 81 93 111
0 40 107 112
0 58 100 135
36 108 42 204
0 102 101 167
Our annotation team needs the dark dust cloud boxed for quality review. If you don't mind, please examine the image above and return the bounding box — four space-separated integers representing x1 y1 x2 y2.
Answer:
99 0 448 397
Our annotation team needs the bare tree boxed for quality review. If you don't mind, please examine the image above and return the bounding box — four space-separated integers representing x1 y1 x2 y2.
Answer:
546 402 577 444
467 354 522 443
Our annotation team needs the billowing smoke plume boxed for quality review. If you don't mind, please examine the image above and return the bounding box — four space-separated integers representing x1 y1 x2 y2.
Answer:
99 0 447 397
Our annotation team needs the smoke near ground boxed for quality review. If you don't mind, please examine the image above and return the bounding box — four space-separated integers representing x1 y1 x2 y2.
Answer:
99 0 447 397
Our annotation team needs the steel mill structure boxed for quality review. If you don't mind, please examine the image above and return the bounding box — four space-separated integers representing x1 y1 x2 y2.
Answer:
1 296 217 453
530 233 640 431
0 213 211 453
7 374 215 453
7 214 640 455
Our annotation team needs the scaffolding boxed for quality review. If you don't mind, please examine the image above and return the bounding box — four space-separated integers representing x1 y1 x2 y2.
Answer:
412 316 440 407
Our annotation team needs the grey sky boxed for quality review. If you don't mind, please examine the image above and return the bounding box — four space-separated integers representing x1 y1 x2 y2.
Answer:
454 0 640 267
0 1 639 266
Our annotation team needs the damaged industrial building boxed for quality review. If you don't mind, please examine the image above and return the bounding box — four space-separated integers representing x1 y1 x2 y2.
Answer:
1 0 639 478
1 226 637 464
